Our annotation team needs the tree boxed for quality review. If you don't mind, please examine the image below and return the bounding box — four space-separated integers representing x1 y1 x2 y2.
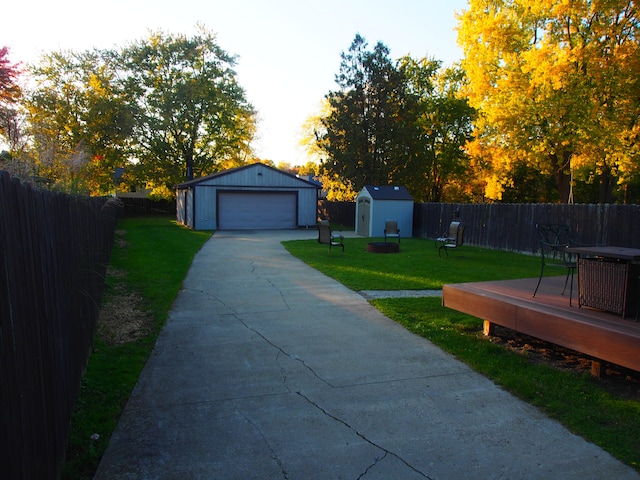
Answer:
458 0 640 203
399 59 475 202
300 99 356 200
21 27 257 197
299 99 331 164
26 50 133 194
0 47 21 110
0 46 22 150
313 35 475 202
120 26 257 193
318 34 410 192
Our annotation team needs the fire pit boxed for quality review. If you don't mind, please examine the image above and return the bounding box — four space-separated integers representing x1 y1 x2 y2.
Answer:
366 242 400 253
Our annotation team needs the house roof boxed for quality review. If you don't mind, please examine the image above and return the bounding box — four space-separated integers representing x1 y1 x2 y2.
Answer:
175 163 321 189
361 185 413 201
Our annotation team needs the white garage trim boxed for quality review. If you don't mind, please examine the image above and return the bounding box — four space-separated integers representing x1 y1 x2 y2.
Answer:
218 191 297 230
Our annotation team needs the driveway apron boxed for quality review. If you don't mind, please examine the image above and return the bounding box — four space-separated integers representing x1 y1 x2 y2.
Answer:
94 230 639 480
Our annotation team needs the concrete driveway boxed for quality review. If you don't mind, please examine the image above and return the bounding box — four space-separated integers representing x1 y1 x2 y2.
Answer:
94 230 639 479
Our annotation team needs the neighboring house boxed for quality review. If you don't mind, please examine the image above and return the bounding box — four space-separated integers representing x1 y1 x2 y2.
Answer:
176 163 321 230
355 185 414 238
112 167 151 198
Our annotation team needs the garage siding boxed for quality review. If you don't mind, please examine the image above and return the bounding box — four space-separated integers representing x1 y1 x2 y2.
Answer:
218 191 297 230
176 164 319 230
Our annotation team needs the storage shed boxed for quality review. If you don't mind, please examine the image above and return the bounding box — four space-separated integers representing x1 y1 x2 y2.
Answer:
355 185 414 238
176 163 320 230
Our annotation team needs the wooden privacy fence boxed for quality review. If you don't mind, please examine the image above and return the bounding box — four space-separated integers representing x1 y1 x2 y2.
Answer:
318 199 356 228
0 171 121 479
321 201 640 252
413 203 640 253
119 196 176 216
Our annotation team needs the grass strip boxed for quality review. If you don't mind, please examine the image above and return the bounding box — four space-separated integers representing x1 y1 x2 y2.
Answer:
62 216 212 479
283 236 545 290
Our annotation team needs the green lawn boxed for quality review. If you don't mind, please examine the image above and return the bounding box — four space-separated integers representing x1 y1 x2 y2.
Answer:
283 235 640 472
282 235 544 290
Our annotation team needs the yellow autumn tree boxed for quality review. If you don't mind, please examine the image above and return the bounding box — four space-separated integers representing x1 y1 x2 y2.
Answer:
458 0 640 203
299 99 357 201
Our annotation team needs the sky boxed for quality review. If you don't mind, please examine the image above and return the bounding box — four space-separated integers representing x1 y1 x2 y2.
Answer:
4 0 469 165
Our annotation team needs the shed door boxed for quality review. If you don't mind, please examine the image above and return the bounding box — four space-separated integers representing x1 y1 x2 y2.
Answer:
218 191 297 230
357 197 370 236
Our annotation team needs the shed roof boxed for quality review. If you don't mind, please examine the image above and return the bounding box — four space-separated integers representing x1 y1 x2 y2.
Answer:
176 163 321 189
361 185 413 201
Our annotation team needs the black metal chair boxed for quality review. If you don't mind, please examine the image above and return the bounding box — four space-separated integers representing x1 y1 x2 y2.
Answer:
435 222 460 247
436 222 465 257
384 220 400 243
532 224 577 304
317 220 344 254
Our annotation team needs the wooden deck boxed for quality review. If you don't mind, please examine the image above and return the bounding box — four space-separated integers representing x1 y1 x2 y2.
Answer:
443 276 640 374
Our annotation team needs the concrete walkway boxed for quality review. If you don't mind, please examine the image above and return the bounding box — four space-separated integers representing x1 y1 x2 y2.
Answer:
94 230 639 480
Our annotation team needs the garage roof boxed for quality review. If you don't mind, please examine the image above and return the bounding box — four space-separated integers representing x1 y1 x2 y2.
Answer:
176 163 320 189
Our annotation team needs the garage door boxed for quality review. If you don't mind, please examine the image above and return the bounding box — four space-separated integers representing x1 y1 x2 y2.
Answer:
218 191 297 230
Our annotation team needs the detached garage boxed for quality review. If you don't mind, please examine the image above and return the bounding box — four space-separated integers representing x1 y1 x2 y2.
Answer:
176 163 320 230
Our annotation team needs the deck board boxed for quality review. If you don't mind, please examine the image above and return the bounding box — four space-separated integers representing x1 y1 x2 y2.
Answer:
443 276 640 373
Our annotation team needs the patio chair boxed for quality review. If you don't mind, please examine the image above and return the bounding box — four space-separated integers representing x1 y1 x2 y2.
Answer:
384 220 400 243
437 223 465 257
435 221 461 250
532 224 577 304
318 220 344 254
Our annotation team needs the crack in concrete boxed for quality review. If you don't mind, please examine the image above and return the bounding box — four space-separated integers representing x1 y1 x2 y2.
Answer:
296 391 432 480
233 402 289 479
276 350 292 393
357 452 388 479
190 263 292 311
179 287 333 391
265 277 291 310
233 314 335 388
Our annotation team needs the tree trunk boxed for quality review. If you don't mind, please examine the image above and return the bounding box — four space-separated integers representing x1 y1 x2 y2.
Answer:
552 151 572 204
599 164 614 204
185 151 194 181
